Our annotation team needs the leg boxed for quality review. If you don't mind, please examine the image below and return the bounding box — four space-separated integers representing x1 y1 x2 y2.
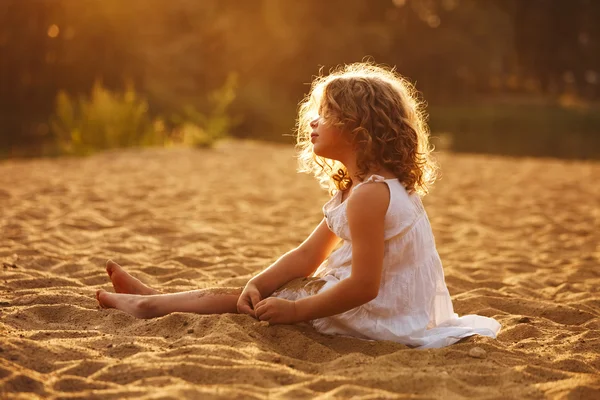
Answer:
105 259 160 295
96 287 242 319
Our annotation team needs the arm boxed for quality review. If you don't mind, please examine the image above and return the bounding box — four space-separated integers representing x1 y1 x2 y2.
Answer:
294 183 389 321
250 217 341 297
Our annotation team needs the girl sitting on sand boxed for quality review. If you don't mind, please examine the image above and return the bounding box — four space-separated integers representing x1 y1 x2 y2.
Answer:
96 62 501 349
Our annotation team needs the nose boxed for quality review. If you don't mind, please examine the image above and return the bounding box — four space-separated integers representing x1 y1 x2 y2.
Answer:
309 118 318 129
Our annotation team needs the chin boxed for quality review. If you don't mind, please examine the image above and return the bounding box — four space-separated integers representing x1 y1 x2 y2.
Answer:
313 145 328 158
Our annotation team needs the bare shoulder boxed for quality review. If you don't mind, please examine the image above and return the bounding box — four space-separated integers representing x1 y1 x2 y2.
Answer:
346 182 390 221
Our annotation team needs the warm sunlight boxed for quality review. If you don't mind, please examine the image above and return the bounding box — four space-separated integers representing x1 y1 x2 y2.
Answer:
1 1 599 399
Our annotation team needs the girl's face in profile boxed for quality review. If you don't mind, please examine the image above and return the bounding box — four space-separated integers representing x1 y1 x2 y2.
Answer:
309 110 351 161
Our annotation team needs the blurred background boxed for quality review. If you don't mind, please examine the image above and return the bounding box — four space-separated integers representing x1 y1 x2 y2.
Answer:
1 0 599 159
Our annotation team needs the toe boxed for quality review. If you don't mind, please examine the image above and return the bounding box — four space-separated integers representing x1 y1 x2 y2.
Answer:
106 259 119 276
96 289 108 308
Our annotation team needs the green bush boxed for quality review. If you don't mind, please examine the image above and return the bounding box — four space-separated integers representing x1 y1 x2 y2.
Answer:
170 73 240 148
229 80 297 143
50 81 164 155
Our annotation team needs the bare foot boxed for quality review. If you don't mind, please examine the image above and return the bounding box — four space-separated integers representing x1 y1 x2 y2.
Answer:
105 260 159 295
96 289 155 318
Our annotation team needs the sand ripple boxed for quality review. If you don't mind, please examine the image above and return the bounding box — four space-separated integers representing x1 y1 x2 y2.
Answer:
0 141 599 399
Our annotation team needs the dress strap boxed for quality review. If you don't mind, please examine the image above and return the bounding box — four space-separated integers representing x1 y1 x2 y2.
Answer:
351 174 387 193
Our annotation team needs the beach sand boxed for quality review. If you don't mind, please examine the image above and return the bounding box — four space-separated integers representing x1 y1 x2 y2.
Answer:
0 140 598 399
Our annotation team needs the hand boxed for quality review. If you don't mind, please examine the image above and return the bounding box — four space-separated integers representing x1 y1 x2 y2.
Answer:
255 297 298 325
237 282 262 318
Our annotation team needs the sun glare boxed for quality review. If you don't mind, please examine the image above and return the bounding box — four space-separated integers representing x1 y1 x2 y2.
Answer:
47 24 59 38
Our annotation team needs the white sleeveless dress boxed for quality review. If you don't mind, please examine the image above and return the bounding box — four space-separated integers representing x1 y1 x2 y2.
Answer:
272 174 501 349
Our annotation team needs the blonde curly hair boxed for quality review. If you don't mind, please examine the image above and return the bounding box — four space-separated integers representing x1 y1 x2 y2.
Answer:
295 62 438 197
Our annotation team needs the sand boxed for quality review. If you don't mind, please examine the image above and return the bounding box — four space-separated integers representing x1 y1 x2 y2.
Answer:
0 140 598 399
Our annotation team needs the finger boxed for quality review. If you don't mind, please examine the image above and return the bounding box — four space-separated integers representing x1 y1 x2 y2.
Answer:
250 291 262 309
255 299 267 308
236 296 249 309
258 311 272 321
256 304 273 319
237 303 253 316
255 303 267 318
237 296 256 316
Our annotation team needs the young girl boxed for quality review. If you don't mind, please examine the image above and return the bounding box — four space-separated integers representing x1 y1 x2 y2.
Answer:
96 62 501 349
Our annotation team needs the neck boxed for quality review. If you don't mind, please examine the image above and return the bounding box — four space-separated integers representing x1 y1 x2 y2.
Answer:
338 153 392 187
338 153 361 185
